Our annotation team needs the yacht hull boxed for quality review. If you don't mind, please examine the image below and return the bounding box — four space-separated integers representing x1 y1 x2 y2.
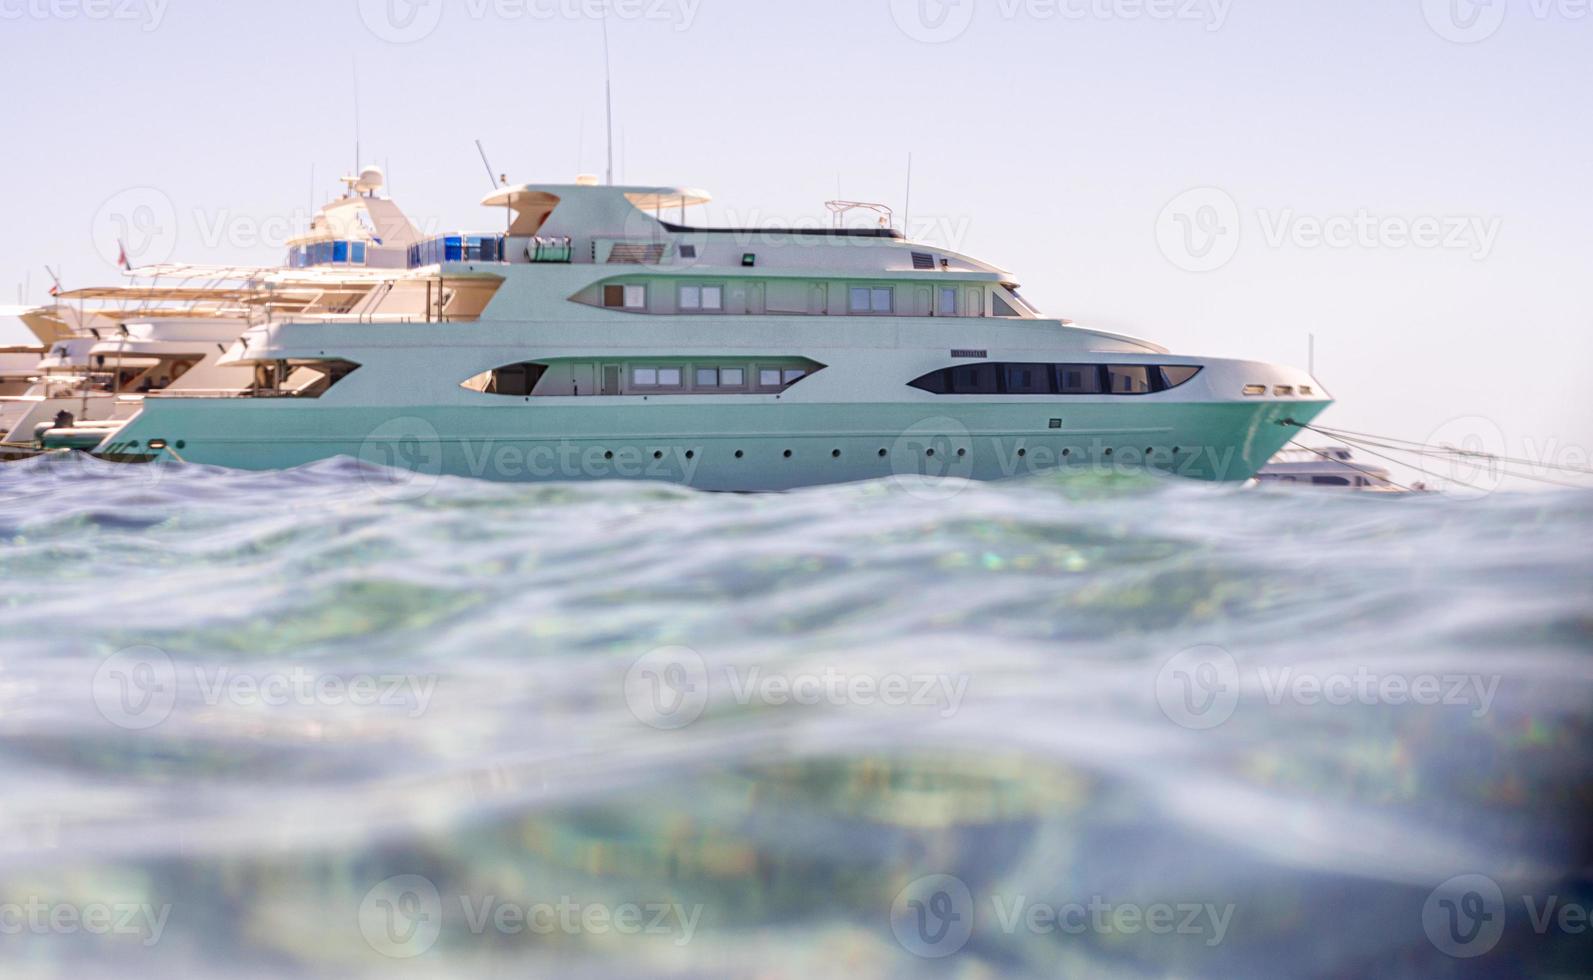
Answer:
99 397 1329 491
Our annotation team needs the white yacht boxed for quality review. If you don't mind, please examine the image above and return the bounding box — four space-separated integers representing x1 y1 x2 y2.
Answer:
1257 447 1423 493
90 177 1334 490
13 167 427 448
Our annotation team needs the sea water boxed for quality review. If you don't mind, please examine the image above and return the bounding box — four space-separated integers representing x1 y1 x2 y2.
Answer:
0 456 1589 978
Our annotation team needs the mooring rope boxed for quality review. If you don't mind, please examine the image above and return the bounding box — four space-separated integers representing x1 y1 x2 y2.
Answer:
1282 439 1422 494
1302 422 1593 477
1283 420 1593 491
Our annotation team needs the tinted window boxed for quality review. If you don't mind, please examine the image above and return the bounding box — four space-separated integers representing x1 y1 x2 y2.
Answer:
908 363 1198 396
1160 366 1202 389
949 364 1001 394
1313 476 1352 487
1057 365 1103 394
1005 363 1051 395
479 363 547 397
1107 366 1153 394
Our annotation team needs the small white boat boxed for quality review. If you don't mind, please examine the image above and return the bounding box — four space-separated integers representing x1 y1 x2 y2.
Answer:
1257 446 1428 493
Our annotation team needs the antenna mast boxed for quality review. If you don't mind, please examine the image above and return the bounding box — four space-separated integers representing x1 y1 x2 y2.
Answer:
353 58 362 178
475 140 500 189
903 152 913 236
602 9 615 185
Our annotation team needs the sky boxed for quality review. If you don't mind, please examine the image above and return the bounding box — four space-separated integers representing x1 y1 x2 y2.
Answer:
1 0 1589 488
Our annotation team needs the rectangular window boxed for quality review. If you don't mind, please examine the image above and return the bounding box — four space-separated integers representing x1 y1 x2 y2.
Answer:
1107 366 1153 394
624 285 646 309
678 285 723 312
949 364 1001 394
939 287 958 317
759 369 783 387
695 368 719 387
1056 365 1103 394
848 286 895 314
657 367 682 387
783 369 807 384
1004 363 1051 395
632 367 658 386
721 368 745 387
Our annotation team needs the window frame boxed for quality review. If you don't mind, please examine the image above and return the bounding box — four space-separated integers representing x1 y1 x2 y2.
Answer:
938 286 960 317
849 285 895 315
607 284 647 310
678 283 725 313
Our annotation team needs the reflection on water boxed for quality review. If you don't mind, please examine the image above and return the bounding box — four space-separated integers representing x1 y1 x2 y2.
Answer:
0 457 1590 978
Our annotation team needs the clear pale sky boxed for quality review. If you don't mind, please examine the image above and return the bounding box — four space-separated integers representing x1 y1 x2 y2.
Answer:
2 0 1589 486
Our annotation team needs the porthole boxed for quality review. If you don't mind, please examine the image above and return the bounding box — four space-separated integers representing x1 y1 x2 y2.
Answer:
1104 448 1114 456
605 451 614 460
175 441 187 450
878 449 888 458
735 450 745 459
1062 448 1072 457
832 450 842 459
926 449 936 458
686 451 696 461
957 449 967 458
784 450 793 459
653 451 664 461
1017 449 1027 459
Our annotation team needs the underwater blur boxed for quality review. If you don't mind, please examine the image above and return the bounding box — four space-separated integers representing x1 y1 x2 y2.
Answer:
1 457 1590 978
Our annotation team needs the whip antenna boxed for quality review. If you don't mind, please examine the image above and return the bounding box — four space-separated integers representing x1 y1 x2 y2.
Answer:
603 8 615 185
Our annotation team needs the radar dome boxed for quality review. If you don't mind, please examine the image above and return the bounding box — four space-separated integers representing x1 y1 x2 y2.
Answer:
355 166 385 195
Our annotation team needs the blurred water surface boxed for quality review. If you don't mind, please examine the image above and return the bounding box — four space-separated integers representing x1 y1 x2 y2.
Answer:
0 457 1589 978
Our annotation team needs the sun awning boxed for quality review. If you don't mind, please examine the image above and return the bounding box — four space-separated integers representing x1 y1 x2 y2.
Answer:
53 286 261 303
